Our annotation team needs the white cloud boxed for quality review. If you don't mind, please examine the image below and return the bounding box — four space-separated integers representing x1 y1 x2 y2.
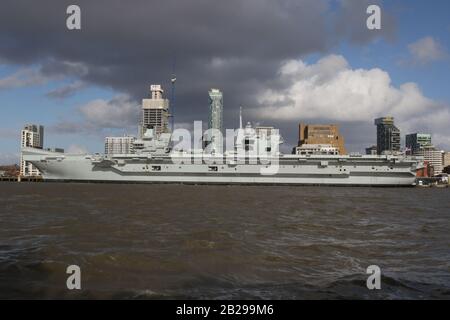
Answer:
407 36 448 64
48 95 140 136
256 54 450 150
0 68 53 89
46 81 86 99
79 95 140 129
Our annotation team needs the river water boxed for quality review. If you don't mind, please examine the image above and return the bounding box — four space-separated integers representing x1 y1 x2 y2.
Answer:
0 182 449 299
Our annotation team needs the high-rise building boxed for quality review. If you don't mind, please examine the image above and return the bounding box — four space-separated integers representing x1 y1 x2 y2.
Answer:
443 152 450 169
105 136 135 155
208 89 223 133
298 123 346 155
405 133 432 155
415 146 444 175
404 133 445 175
204 88 223 153
374 117 400 155
141 85 170 136
365 145 378 155
20 124 44 176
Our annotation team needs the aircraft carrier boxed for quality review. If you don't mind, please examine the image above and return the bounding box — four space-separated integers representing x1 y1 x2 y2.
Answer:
22 85 422 186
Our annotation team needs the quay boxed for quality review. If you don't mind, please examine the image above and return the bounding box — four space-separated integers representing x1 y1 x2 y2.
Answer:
0 176 43 183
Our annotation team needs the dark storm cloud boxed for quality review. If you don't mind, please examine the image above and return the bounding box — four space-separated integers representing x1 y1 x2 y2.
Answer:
334 0 396 44
0 0 395 150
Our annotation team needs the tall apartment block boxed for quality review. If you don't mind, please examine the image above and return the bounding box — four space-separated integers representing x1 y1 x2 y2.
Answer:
415 146 444 175
374 117 400 155
298 123 346 155
141 85 170 137
443 152 450 171
405 133 432 155
405 133 444 175
20 124 44 176
204 88 224 153
208 89 223 134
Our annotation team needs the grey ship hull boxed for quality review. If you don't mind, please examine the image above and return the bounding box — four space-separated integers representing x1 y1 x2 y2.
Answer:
23 148 419 186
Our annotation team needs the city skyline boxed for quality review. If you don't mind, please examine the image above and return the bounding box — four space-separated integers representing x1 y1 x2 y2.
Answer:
1 0 450 164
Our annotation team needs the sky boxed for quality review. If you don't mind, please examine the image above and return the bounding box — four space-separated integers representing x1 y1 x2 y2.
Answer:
1 0 450 164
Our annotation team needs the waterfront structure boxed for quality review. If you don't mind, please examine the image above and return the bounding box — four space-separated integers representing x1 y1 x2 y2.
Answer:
443 152 450 174
404 133 444 175
298 123 346 155
405 133 432 155
365 146 378 155
416 161 435 178
0 165 20 177
443 152 450 168
105 136 135 155
415 146 444 175
204 89 224 153
294 144 339 156
443 153 450 174
20 124 44 176
374 117 401 155
141 85 170 136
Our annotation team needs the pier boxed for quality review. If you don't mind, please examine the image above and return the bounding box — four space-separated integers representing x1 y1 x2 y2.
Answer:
0 176 43 183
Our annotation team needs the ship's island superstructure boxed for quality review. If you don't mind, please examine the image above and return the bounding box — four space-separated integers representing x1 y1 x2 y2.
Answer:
22 84 422 186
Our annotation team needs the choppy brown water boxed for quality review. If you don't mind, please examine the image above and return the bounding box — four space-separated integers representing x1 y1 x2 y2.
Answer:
0 182 449 299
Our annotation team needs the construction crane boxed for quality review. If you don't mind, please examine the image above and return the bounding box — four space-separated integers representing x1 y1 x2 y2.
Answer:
170 57 177 132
